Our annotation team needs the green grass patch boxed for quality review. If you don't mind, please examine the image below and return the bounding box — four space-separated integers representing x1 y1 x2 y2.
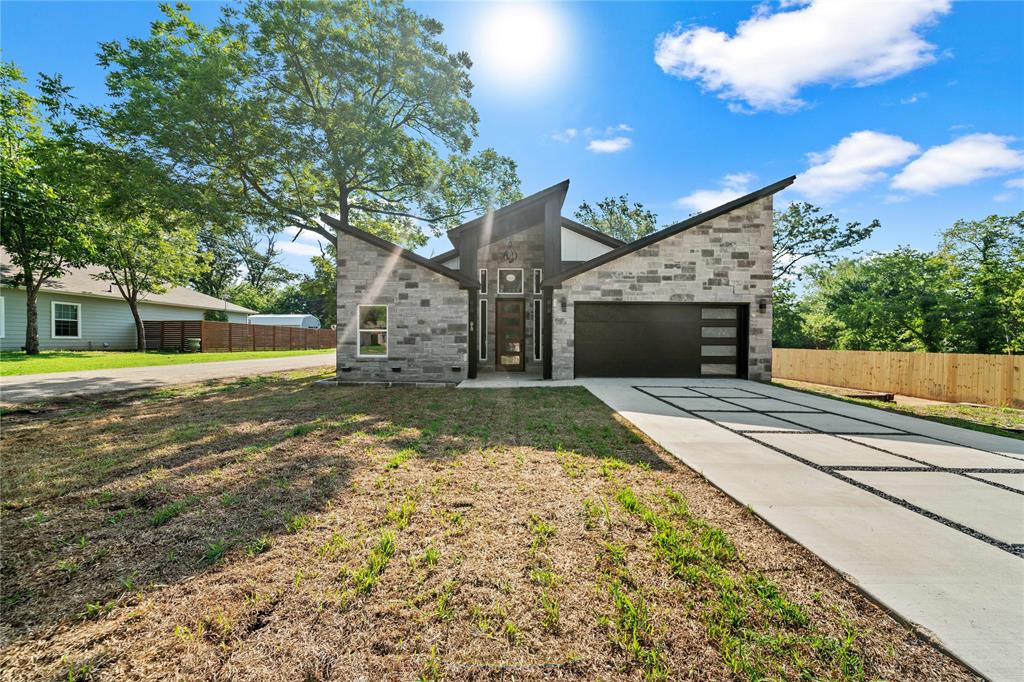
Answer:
616 485 866 681
0 349 332 377
385 497 416 529
607 580 670 681
351 530 396 595
528 515 555 555
151 497 195 527
385 448 416 470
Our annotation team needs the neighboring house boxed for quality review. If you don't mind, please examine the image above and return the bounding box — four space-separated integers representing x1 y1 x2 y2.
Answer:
0 249 255 351
248 314 321 329
329 176 794 383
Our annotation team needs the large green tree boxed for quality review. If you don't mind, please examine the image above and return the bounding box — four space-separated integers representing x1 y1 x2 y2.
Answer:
800 249 961 352
0 64 94 354
939 212 1024 353
191 227 242 298
98 0 521 254
574 194 657 242
773 202 878 280
92 215 204 351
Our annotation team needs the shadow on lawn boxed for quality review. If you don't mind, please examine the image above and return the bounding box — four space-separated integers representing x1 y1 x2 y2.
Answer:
0 372 670 637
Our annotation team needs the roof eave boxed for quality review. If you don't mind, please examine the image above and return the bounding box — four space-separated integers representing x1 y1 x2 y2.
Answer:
446 180 570 243
544 175 795 287
559 216 625 248
320 213 479 289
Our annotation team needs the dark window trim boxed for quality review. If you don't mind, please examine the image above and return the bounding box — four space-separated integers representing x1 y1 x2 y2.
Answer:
479 299 488 361
533 298 542 361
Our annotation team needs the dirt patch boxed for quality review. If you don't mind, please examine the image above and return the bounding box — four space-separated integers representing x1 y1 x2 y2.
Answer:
1 371 977 680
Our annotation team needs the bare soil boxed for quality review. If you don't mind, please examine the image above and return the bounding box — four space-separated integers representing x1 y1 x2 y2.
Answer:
1 370 977 680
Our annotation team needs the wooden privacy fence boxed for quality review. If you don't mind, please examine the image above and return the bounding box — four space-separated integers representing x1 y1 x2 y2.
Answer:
144 320 336 353
772 349 1023 408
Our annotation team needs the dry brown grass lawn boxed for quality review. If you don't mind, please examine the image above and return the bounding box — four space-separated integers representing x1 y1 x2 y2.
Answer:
1 370 976 681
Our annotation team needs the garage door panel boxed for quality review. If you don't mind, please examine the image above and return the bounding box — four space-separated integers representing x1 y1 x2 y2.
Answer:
574 303 744 378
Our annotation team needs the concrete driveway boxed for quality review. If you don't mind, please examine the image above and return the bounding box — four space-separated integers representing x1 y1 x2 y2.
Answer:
580 378 1023 682
0 352 336 404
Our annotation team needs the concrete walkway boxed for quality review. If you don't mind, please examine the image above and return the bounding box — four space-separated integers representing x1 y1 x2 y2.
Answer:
0 352 336 404
577 378 1024 681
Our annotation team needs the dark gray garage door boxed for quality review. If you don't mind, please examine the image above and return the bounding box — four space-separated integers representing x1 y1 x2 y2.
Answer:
573 303 745 378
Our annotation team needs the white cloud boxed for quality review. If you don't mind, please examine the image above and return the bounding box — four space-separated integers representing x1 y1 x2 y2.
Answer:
587 136 633 154
551 128 577 143
994 177 1024 202
900 92 928 104
554 124 634 151
605 123 633 134
278 240 325 258
891 133 1024 193
791 131 920 202
675 172 754 212
654 0 950 112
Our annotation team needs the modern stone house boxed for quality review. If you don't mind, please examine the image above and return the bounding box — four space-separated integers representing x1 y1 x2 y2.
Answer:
326 175 793 383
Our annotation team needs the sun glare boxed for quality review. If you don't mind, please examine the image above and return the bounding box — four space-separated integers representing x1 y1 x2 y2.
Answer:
474 3 569 94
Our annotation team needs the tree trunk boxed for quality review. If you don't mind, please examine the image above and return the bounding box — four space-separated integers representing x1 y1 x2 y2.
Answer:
128 297 146 351
25 284 40 355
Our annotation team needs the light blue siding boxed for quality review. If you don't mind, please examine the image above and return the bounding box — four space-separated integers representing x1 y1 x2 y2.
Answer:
0 286 247 351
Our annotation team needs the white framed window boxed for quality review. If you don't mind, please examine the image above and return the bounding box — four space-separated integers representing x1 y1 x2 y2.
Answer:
479 299 488 360
497 268 524 295
533 298 542 361
0 296 5 338
479 268 488 295
51 300 81 339
533 268 543 295
356 305 388 357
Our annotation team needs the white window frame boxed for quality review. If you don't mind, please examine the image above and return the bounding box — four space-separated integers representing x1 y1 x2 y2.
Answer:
51 300 82 339
356 304 388 358
496 268 524 296
533 298 542 361
479 298 488 360
479 268 488 295
0 296 5 338
533 268 543 295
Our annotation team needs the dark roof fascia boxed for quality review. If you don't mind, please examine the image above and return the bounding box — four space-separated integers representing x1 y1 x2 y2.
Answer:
320 213 479 289
446 180 570 244
428 248 459 264
544 176 796 286
559 217 625 248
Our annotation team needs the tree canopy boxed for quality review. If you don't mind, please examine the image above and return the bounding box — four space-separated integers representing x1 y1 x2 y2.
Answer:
574 194 657 243
0 64 95 353
98 0 522 247
774 212 1024 354
773 202 878 280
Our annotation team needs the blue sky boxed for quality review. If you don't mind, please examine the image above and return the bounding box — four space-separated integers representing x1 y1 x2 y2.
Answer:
3 1 1022 274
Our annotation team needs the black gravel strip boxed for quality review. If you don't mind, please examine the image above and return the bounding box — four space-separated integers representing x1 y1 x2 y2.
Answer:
633 385 1024 558
734 384 1024 464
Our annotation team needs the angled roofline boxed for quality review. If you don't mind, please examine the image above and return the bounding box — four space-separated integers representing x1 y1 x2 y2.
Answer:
428 248 459 263
446 180 570 241
320 213 479 289
560 216 625 248
544 175 796 286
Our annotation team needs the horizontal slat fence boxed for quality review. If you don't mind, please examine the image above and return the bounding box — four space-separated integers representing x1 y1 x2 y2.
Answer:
772 349 1022 408
144 321 336 353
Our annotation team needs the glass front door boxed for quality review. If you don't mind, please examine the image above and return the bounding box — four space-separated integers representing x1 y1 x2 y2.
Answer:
495 299 525 371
